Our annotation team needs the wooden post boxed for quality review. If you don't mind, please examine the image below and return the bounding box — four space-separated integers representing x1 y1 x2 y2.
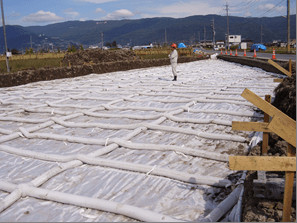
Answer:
289 59 292 74
262 95 271 155
282 144 296 222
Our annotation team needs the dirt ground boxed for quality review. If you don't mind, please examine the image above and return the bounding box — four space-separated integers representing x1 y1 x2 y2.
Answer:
62 49 138 65
241 72 296 222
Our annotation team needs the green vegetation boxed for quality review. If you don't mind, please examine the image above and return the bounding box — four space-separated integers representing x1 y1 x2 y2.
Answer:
0 57 62 73
135 47 194 60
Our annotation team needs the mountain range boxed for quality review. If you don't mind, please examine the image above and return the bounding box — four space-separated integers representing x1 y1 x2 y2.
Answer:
0 14 295 53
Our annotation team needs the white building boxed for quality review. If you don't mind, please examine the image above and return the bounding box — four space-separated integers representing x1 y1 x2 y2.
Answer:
214 41 225 50
228 35 241 45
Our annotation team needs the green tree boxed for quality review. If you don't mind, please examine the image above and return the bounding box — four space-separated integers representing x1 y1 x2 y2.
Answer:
105 42 112 48
112 41 117 48
25 48 34 55
67 45 77 53
11 49 20 55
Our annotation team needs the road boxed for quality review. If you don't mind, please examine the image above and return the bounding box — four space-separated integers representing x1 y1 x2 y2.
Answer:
203 49 296 61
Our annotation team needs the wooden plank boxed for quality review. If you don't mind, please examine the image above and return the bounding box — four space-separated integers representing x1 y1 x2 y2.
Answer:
229 156 296 171
274 78 283 82
268 59 292 77
232 121 271 132
268 116 296 147
241 89 286 118
241 89 296 146
262 95 271 155
282 145 296 222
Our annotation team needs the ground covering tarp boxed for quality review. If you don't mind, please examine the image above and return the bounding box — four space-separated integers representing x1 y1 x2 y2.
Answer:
0 59 281 221
251 44 267 51
178 43 187 48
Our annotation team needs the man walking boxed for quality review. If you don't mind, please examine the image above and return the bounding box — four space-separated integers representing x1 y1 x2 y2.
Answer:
169 43 178 81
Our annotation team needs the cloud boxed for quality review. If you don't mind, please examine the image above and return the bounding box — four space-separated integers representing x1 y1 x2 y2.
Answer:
64 9 80 18
79 0 118 3
102 9 134 20
22 10 64 23
244 11 252 17
258 3 285 12
151 1 222 18
95 8 105 13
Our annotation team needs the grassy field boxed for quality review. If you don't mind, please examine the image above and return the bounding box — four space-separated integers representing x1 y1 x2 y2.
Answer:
134 48 194 60
0 52 65 61
0 52 65 73
265 47 296 54
0 58 63 73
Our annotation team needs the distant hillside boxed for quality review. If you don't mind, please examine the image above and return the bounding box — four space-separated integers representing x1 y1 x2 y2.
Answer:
0 14 295 53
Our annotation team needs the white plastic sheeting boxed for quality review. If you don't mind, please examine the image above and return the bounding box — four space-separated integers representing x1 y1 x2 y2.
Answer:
0 60 279 221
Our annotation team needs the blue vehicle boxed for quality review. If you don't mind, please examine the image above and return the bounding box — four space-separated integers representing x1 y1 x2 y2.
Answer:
250 44 267 52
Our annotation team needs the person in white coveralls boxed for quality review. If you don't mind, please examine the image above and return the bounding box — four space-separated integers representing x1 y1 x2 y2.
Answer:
168 43 178 81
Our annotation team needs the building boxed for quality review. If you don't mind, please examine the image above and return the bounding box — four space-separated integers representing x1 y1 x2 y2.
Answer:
228 35 241 46
214 41 225 50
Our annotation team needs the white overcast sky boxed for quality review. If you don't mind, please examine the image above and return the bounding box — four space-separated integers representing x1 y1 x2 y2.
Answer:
3 0 296 26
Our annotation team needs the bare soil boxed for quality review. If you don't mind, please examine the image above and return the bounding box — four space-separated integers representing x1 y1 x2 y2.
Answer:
62 49 138 65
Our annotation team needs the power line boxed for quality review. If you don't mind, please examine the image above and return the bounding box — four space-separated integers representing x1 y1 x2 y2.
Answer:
227 0 287 30
231 0 257 8
261 0 286 17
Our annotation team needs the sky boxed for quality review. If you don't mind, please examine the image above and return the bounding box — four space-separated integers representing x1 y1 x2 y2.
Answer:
2 0 296 26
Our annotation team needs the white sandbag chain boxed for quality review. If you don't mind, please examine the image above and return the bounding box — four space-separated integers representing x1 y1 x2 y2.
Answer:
0 61 279 222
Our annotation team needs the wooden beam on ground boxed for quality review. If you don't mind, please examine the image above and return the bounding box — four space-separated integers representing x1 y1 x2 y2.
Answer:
274 78 283 82
232 121 271 132
268 59 292 77
268 116 296 147
241 88 284 118
229 156 296 171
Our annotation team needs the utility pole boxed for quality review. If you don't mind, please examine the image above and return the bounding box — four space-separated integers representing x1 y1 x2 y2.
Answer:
260 24 263 44
225 2 230 50
211 18 216 49
1 0 9 72
100 32 104 49
30 35 32 49
287 0 290 52
164 28 167 46
204 25 206 46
